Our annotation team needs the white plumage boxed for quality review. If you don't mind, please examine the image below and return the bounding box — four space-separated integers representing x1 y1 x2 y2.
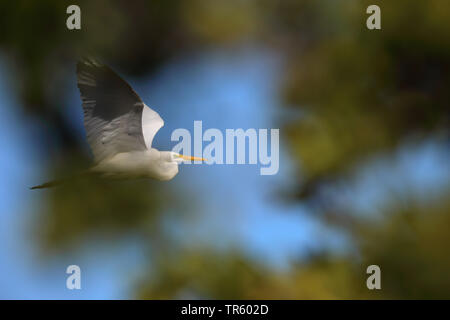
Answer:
31 58 204 189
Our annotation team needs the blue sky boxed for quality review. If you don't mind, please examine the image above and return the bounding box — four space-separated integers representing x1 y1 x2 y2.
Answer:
0 46 448 299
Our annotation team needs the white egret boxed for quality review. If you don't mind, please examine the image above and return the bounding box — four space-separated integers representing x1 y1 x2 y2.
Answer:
31 58 205 189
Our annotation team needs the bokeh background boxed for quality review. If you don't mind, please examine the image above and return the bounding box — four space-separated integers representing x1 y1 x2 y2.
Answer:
0 0 449 299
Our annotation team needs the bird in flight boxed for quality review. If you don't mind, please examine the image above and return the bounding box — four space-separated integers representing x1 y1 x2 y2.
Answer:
31 58 205 189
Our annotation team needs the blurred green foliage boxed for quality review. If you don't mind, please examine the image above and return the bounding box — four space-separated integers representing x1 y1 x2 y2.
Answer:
0 0 448 298
282 0 449 198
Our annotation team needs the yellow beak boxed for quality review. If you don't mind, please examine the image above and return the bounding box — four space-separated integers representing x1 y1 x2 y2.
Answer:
177 154 207 161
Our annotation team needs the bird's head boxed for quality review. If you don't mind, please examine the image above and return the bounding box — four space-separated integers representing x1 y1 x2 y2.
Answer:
155 151 206 181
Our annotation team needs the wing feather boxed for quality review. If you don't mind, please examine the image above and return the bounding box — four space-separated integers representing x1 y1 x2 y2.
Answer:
76 58 163 162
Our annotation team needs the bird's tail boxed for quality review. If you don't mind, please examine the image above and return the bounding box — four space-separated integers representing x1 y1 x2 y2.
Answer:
30 178 65 190
30 170 92 190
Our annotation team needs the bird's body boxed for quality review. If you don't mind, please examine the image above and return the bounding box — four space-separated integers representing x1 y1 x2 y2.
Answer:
91 149 179 181
31 58 203 189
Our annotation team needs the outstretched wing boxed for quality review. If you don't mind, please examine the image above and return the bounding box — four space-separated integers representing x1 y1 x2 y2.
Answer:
76 58 164 162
